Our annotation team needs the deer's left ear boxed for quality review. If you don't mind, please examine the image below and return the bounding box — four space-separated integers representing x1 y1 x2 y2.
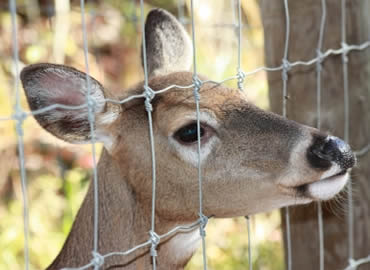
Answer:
20 63 121 146
142 8 193 78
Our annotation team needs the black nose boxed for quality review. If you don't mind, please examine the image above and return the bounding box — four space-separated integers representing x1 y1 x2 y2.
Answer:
307 135 356 170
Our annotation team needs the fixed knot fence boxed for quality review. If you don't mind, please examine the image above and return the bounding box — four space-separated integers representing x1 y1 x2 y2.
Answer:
2 0 370 269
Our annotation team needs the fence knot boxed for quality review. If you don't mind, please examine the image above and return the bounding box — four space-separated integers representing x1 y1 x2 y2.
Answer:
316 49 324 72
199 214 208 237
316 49 324 62
86 96 97 110
144 85 155 112
13 110 26 137
91 251 105 267
192 76 202 101
149 230 160 257
282 59 291 81
237 69 246 91
341 42 349 63
86 96 97 124
13 110 26 123
282 59 291 71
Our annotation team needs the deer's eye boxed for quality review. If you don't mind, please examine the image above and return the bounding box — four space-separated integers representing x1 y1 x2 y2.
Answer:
174 123 205 144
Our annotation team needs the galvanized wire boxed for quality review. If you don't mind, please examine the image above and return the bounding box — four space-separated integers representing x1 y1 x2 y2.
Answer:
139 1 160 269
316 0 327 269
236 0 245 91
9 1 29 270
245 216 253 270
79 3 101 268
190 1 208 269
341 0 354 264
4 1 370 269
281 1 292 269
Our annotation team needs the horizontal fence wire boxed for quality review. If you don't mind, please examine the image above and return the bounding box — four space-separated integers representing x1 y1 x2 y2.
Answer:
4 0 370 269
1 42 369 122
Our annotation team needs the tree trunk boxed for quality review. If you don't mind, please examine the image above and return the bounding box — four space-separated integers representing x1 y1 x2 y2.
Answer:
260 0 370 269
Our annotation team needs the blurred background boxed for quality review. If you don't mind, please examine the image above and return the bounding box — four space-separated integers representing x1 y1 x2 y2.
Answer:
0 0 284 269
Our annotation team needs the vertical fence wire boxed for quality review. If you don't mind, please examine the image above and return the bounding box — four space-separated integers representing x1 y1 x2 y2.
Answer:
9 1 29 269
232 0 253 270
316 0 327 269
236 0 246 91
79 4 101 268
234 0 252 268
281 1 292 269
139 1 160 268
245 216 253 270
190 1 208 269
234 0 251 268
341 0 354 262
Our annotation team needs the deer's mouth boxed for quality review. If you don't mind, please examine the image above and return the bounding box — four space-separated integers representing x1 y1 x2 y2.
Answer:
296 170 349 201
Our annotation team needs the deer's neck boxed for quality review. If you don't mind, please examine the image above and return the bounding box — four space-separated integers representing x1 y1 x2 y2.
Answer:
47 150 200 270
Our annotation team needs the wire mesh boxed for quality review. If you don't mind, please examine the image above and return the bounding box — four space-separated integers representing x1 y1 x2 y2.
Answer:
4 0 370 269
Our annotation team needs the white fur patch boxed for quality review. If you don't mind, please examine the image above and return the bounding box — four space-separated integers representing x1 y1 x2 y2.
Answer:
170 136 219 167
166 229 200 263
308 173 348 200
94 130 114 151
320 163 341 180
97 110 119 125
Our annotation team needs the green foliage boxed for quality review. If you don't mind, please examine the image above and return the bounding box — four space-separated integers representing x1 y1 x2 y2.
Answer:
0 169 88 270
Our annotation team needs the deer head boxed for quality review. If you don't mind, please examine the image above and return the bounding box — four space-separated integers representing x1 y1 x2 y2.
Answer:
20 8 355 270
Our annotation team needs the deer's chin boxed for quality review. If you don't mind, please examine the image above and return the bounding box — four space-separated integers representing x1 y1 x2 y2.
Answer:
296 171 349 201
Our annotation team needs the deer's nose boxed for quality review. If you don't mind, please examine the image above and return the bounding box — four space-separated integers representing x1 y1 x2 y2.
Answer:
307 135 356 170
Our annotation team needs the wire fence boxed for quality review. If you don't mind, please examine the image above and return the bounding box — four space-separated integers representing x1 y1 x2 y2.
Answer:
3 0 370 269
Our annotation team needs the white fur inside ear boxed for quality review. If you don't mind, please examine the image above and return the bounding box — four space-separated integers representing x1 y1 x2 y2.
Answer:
22 65 119 143
97 110 119 125
26 66 107 125
29 67 105 109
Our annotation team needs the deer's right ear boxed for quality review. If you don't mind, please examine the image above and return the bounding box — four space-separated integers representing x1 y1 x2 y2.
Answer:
143 8 193 78
20 64 120 145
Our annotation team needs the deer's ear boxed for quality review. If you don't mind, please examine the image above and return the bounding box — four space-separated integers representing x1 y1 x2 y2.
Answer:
20 63 119 145
142 8 192 78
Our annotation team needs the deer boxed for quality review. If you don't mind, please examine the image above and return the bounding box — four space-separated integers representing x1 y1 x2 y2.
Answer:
20 8 355 270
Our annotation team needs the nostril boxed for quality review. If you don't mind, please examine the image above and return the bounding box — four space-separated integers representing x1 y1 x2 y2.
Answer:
312 143 333 161
307 136 332 170
307 135 356 170
326 136 356 170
